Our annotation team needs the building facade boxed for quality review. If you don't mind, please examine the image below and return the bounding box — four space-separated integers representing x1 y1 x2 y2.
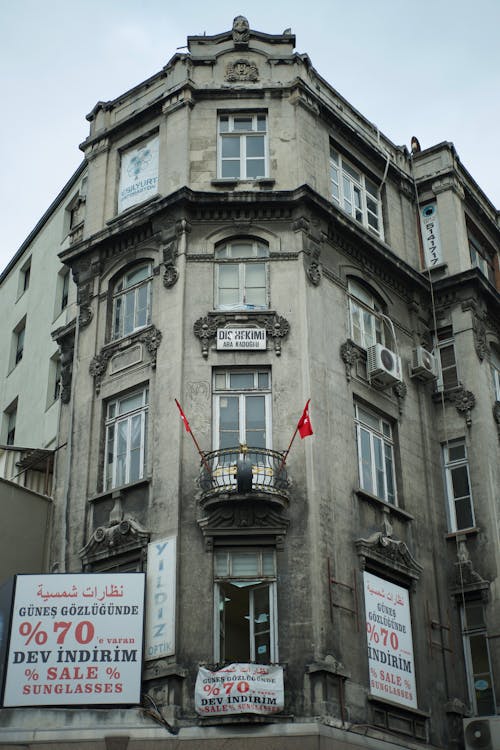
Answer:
1 17 499 750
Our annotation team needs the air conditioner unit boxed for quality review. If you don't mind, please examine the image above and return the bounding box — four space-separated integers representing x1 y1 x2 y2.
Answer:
410 346 437 381
367 344 402 388
463 716 500 750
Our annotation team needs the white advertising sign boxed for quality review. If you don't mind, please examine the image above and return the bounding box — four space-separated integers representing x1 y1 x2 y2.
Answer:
118 136 159 213
145 536 176 660
3 573 145 707
363 571 417 709
419 202 443 268
195 663 284 716
217 328 267 350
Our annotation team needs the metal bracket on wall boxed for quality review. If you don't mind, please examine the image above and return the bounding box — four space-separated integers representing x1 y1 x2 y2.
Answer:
426 600 453 654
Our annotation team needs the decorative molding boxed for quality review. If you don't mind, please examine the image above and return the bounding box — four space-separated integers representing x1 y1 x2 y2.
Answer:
453 387 476 427
52 322 76 405
225 59 259 82
197 502 289 551
162 236 179 289
451 540 490 601
304 236 322 286
356 519 423 585
79 516 150 566
193 311 290 357
77 280 94 328
393 381 407 415
461 299 488 361
89 325 162 392
340 340 361 381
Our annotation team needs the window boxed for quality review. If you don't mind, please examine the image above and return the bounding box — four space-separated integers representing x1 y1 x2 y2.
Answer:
491 349 500 401
19 259 31 295
215 240 269 310
105 387 148 490
60 270 69 311
48 355 62 404
461 600 496 715
112 264 152 340
348 279 385 349
214 548 278 664
355 403 396 505
330 147 382 235
4 403 17 446
435 326 459 391
443 439 475 531
469 233 495 286
12 319 26 367
213 370 271 450
218 113 267 179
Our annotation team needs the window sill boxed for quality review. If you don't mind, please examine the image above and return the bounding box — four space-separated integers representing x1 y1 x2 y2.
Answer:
211 178 275 189
445 527 479 540
355 488 414 522
89 477 150 503
432 385 462 402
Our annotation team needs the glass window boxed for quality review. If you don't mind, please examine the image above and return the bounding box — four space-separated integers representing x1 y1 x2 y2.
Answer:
330 147 382 236
435 326 459 391
213 370 271 450
461 601 496 715
469 233 496 286
112 263 152 340
348 279 385 349
15 324 25 365
105 387 148 490
215 240 269 311
355 403 396 504
218 114 268 179
5 404 17 446
214 549 277 664
443 439 475 531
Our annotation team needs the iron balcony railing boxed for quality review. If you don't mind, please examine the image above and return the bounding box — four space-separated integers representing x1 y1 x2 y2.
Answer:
198 447 290 502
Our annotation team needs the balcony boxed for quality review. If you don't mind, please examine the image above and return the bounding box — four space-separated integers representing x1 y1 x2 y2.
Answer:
198 446 290 511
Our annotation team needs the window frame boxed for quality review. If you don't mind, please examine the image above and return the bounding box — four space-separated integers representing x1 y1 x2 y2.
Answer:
468 233 496 286
214 240 269 311
348 279 385 350
442 439 475 532
217 113 268 180
213 548 278 664
461 600 496 716
213 369 272 451
435 326 459 391
5 403 17 446
111 263 153 341
355 403 397 505
104 386 149 491
330 146 383 237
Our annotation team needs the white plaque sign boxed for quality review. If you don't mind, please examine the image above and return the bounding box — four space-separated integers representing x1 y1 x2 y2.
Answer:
145 536 176 660
3 573 145 707
217 328 266 350
118 136 159 213
363 571 417 709
195 663 284 716
419 202 443 268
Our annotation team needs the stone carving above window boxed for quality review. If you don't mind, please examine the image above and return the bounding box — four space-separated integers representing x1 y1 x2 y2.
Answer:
340 340 361 381
89 325 162 393
225 59 259 82
193 311 290 357
450 540 490 602
356 519 423 586
453 387 476 427
79 516 150 568
162 237 179 289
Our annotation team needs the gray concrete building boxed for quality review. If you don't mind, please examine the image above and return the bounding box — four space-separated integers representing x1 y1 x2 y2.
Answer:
1 17 499 750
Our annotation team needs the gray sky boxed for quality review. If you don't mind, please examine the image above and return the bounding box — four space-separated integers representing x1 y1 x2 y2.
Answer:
1 0 499 273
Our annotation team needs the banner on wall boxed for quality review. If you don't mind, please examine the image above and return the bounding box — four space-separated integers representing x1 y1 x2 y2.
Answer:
363 571 418 709
195 663 284 716
2 573 145 707
118 136 159 213
419 202 443 268
145 536 176 660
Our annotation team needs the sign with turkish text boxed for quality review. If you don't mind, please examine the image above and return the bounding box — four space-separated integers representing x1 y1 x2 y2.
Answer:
145 536 176 660
3 573 145 706
363 571 417 709
195 663 284 715
118 136 159 213
217 328 266 350
419 202 443 268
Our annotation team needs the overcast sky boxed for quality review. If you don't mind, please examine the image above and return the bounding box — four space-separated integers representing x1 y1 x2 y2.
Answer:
1 0 499 273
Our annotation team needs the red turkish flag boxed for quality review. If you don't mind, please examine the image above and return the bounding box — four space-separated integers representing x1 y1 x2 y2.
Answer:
297 399 313 438
175 399 191 433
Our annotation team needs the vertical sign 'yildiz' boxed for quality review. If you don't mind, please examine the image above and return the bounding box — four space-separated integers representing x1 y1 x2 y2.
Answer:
3 573 145 707
419 202 443 268
145 537 176 660
118 136 159 213
363 571 418 709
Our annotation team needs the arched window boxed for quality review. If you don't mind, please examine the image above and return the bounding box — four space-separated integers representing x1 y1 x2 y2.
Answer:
348 279 385 349
214 240 269 311
112 263 152 340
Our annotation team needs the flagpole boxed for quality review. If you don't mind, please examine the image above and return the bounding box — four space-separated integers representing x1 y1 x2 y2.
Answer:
277 399 312 476
175 399 212 476
277 424 299 476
